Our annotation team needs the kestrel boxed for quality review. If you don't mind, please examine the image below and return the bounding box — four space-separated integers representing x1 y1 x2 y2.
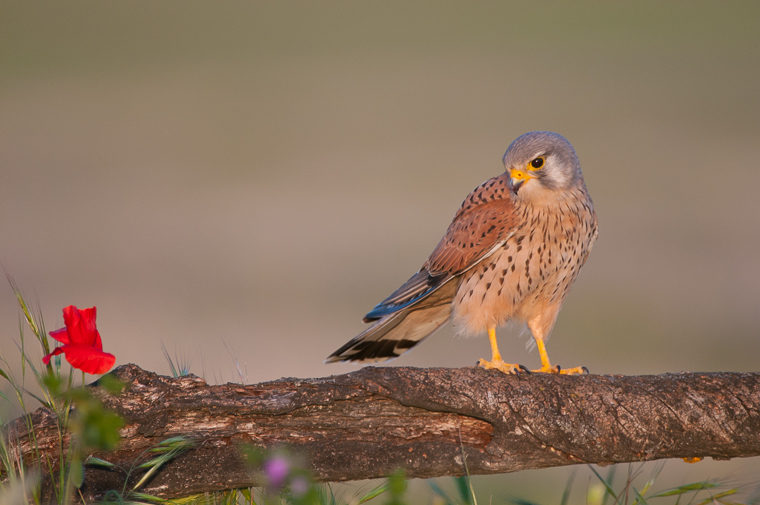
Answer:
326 131 598 374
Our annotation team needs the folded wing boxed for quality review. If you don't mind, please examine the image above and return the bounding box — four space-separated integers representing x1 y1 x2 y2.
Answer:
326 173 518 363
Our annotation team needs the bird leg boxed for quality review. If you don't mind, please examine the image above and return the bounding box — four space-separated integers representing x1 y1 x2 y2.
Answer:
531 338 588 375
478 328 527 374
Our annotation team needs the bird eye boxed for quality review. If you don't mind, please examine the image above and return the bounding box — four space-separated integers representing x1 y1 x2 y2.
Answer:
530 157 545 169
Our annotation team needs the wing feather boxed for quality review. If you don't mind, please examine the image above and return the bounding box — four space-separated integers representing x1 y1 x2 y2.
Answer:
328 173 519 363
362 173 518 322
424 173 518 275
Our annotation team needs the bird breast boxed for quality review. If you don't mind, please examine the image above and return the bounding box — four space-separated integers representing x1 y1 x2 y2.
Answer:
451 186 597 337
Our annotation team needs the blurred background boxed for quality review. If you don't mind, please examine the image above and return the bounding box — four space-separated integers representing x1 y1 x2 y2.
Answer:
1 1 759 502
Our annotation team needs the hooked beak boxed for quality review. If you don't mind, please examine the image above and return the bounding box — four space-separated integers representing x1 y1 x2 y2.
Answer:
510 168 534 192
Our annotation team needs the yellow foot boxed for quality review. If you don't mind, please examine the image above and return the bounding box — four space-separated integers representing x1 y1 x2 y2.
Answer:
478 358 529 374
683 457 703 464
531 364 590 375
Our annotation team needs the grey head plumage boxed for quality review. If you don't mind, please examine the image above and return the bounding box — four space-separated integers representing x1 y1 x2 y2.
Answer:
503 131 584 194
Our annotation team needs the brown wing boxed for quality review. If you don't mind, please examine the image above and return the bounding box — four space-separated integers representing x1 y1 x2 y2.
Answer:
424 173 518 275
362 173 518 322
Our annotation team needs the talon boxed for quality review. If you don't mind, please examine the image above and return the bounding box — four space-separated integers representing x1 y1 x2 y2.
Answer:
531 364 559 373
558 365 589 375
518 364 531 374
478 328 524 375
478 358 523 375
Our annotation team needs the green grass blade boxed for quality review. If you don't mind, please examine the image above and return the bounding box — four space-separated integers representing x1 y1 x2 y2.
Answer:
589 465 619 504
357 482 389 504
137 452 176 469
428 479 455 505
560 470 576 505
132 464 163 491
454 475 475 505
157 436 190 447
85 456 117 469
128 491 169 502
456 432 477 505
650 482 719 498
133 438 193 490
631 486 649 505
24 391 52 409
695 488 738 505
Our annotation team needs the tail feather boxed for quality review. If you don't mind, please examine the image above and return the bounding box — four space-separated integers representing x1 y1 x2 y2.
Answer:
326 278 459 363
362 269 449 322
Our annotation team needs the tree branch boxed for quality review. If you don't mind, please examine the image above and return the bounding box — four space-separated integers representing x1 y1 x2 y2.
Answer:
5 364 760 501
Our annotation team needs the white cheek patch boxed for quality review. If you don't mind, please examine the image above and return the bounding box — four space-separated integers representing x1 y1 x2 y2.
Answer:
545 154 570 188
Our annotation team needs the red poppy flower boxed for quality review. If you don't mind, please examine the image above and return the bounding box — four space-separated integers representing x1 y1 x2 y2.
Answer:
42 305 116 375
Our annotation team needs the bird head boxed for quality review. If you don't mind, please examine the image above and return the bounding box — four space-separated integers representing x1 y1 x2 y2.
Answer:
502 131 583 202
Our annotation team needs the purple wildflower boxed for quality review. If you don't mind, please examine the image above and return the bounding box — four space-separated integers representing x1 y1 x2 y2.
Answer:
263 454 290 489
290 475 309 497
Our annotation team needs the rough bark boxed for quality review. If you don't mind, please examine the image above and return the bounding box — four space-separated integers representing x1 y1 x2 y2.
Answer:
4 364 760 502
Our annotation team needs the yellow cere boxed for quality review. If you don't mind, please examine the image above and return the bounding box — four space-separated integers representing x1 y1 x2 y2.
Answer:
510 168 533 181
